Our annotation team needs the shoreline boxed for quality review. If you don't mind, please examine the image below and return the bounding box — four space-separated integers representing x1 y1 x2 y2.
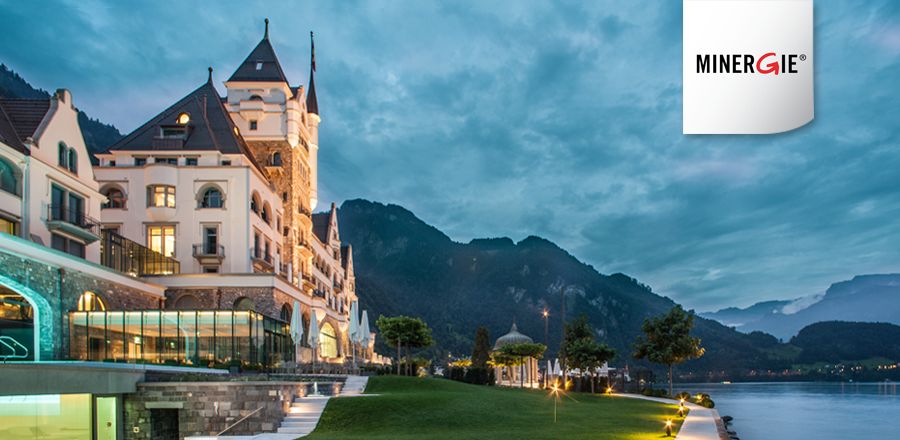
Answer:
618 393 727 440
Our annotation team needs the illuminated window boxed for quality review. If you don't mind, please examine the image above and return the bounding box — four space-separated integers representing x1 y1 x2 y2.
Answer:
147 185 176 208
77 291 105 311
0 217 17 236
0 157 21 196
148 225 176 257
319 322 338 358
176 112 190 125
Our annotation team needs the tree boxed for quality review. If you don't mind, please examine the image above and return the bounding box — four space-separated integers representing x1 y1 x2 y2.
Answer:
633 306 705 396
565 339 616 393
471 326 491 369
560 315 615 393
498 342 546 388
376 315 434 375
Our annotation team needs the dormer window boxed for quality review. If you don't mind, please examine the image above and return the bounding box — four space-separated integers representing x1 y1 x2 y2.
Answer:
161 126 187 139
255 62 263 70
249 95 263 101
249 120 258 131
176 112 190 125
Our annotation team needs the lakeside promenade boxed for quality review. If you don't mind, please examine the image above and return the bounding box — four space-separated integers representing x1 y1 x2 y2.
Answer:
620 394 725 440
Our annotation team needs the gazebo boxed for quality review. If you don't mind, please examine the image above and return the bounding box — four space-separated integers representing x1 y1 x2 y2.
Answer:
492 322 540 388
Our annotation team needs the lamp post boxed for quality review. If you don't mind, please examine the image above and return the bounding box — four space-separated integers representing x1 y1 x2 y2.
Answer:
665 419 673 437
541 309 549 347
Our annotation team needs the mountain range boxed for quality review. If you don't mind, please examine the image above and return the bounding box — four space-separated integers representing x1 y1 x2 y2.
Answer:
701 274 900 340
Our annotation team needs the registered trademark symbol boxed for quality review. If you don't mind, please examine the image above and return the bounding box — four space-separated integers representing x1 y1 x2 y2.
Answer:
799 54 807 61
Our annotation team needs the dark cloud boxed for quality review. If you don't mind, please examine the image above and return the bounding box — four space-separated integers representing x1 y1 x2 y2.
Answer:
3 1 899 311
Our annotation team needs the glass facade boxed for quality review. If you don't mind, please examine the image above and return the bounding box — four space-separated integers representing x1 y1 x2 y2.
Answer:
100 230 180 276
69 310 294 368
0 394 92 439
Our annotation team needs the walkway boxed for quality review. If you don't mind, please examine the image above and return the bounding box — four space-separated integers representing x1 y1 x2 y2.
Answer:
619 394 724 440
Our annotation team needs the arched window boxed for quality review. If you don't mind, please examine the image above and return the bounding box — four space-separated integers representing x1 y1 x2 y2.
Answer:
261 203 271 224
0 157 21 196
57 142 78 174
249 94 263 101
77 291 105 311
234 297 255 311
319 322 338 358
101 186 126 209
199 187 224 208
271 152 282 167
280 304 292 322
175 294 200 310
250 192 260 214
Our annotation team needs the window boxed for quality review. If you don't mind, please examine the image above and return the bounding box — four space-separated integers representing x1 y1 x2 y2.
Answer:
176 112 190 125
185 157 198 166
147 225 176 257
134 157 147 166
234 297 255 311
281 192 288 203
199 187 223 208
280 304 292 322
57 142 77 174
319 322 338 358
250 193 260 214
50 184 85 225
221 160 231 166
147 185 175 208
249 120 258 131
255 62 263 71
271 152 282 166
0 157 20 196
154 157 177 165
161 127 187 139
261 203 271 224
77 291 105 311
202 226 218 254
0 217 18 236
253 232 260 257
51 233 85 258
101 187 126 209
249 94 263 101
109 160 116 167
202 266 219 274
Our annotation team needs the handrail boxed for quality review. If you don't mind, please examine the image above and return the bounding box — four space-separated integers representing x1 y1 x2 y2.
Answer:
0 336 29 361
217 406 264 436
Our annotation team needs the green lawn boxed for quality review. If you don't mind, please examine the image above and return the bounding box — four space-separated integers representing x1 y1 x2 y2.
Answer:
306 376 684 440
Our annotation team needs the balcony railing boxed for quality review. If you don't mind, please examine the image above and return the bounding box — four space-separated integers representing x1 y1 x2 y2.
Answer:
193 243 225 259
46 204 101 237
250 248 273 271
100 230 180 276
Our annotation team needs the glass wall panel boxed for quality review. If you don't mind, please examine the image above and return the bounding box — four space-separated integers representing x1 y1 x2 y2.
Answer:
87 312 106 360
160 311 180 364
125 311 143 361
0 394 91 439
233 312 250 365
197 311 216 366
69 312 88 361
180 311 198 365
142 311 161 363
105 311 125 361
215 311 233 363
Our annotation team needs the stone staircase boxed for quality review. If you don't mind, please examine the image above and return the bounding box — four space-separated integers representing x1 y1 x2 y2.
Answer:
275 395 331 436
339 376 369 396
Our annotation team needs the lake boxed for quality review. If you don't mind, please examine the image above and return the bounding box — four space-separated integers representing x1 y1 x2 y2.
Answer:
681 382 899 439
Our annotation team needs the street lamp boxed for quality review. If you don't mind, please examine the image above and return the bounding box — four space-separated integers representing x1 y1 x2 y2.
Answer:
665 419 673 437
541 309 549 347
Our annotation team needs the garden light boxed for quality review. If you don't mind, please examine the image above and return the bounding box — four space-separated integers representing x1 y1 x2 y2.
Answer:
665 419 673 437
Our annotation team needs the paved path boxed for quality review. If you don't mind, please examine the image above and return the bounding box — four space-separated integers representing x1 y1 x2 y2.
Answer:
619 394 723 440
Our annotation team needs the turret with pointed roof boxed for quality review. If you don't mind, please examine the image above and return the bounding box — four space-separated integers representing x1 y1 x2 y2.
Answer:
228 18 289 84
306 31 319 115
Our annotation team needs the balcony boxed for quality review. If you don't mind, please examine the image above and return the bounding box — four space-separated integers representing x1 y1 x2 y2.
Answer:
46 204 101 243
251 247 274 272
193 243 225 264
100 230 180 276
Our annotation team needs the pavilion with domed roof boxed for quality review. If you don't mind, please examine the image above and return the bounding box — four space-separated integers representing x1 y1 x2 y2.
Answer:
492 322 540 388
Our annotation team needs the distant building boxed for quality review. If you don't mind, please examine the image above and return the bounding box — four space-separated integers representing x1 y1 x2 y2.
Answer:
493 322 540 388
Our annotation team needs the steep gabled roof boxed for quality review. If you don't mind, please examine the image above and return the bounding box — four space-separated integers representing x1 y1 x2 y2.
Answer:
0 98 50 150
0 102 27 153
109 75 264 172
312 212 330 244
228 20 288 83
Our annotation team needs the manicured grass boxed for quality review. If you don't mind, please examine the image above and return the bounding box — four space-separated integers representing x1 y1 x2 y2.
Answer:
306 376 684 440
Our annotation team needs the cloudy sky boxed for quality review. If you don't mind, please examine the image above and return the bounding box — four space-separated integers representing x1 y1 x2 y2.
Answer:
3 1 900 311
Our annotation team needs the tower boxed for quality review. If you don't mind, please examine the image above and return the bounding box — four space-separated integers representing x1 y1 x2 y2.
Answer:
224 19 320 293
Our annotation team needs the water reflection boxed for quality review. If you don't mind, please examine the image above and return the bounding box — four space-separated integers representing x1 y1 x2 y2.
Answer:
681 382 898 440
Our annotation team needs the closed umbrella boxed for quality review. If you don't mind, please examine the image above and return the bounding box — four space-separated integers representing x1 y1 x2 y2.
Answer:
554 359 562 376
308 314 320 371
358 310 371 361
289 301 303 359
348 301 359 367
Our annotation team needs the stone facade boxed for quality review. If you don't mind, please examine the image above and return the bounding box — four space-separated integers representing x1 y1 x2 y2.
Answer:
123 381 342 439
0 247 161 360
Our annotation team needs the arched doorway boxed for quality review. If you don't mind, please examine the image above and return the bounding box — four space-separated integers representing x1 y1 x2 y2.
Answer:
319 322 338 358
0 273 54 361
0 286 33 360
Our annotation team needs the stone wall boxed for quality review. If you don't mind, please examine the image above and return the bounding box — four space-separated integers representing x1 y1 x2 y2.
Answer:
124 381 341 439
0 249 161 360
165 286 303 321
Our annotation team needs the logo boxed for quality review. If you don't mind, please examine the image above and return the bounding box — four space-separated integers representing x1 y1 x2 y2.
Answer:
683 0 814 134
696 53 807 75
